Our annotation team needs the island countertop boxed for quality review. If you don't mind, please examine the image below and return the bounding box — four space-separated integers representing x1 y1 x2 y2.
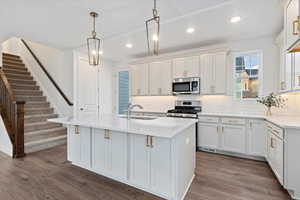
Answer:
49 114 197 138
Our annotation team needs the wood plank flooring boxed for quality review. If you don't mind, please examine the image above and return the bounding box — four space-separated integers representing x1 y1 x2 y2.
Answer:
0 145 291 200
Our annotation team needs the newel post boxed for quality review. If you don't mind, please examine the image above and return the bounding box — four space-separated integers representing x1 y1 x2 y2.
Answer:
14 101 25 158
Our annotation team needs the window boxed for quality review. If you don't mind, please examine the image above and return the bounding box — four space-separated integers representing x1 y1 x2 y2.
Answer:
234 51 262 99
118 71 129 114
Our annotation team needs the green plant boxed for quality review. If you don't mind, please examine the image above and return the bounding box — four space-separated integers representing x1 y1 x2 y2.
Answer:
257 93 286 108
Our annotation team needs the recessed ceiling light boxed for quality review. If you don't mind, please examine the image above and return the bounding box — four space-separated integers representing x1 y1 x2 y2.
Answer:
126 43 133 48
231 16 241 23
186 27 195 33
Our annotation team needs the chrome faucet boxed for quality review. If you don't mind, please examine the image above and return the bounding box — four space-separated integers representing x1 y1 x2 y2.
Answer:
127 103 143 119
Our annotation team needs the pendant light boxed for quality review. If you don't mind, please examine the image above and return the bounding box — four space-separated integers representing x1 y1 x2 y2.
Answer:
146 0 160 56
87 12 102 66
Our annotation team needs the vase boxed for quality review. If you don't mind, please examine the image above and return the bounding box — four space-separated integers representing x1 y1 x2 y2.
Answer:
266 107 272 116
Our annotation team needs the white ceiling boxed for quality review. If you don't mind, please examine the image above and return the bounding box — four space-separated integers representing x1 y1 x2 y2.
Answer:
0 0 283 62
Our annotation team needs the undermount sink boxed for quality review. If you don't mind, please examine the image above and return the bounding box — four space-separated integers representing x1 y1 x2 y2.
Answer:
120 116 157 120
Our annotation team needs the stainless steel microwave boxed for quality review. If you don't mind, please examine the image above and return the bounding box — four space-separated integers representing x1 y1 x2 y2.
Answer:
172 77 200 95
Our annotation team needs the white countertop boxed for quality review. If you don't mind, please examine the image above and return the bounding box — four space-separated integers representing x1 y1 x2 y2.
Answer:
199 112 300 130
49 114 197 138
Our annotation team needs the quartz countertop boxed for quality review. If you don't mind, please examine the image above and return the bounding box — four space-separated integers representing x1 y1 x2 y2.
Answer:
49 114 197 138
199 112 300 130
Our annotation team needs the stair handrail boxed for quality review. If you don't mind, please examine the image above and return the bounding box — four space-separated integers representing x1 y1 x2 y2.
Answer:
0 67 25 158
20 39 73 106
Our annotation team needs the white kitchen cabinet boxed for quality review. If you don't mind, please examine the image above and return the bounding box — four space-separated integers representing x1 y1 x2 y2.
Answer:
198 122 219 149
221 125 246 154
130 64 149 96
285 0 300 50
150 137 172 196
248 120 266 157
200 52 227 94
92 129 127 180
173 56 199 78
149 60 172 95
267 124 284 185
68 126 92 169
129 134 172 196
294 52 300 89
129 134 150 187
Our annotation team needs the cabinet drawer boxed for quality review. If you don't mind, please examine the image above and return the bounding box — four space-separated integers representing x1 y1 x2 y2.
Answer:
198 116 219 123
266 122 284 139
221 118 246 125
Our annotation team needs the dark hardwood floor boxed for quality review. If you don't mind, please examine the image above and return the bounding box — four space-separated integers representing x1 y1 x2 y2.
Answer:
0 145 290 200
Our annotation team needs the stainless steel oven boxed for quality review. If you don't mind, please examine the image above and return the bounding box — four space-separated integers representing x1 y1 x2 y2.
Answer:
172 77 200 95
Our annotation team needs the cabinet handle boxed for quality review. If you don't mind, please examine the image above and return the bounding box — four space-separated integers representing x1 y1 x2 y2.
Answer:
75 125 80 134
150 136 154 148
146 136 150 147
249 122 252 128
104 130 110 139
270 138 276 149
216 126 219 132
293 19 299 35
222 126 224 132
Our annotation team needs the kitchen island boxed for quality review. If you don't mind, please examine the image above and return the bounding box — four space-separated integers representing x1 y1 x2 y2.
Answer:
49 115 197 200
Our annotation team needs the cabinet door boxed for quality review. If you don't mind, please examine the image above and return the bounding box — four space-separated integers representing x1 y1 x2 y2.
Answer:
160 61 172 95
221 125 246 154
129 134 150 188
248 120 266 156
198 123 219 149
285 0 299 49
108 131 127 179
150 137 172 196
214 53 226 94
130 64 149 96
92 129 107 173
70 127 92 169
200 54 214 94
173 58 185 78
285 53 293 91
185 56 200 77
294 52 300 89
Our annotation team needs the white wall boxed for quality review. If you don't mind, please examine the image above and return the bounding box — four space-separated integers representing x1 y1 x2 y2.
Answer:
2 37 73 117
0 115 13 156
116 36 300 116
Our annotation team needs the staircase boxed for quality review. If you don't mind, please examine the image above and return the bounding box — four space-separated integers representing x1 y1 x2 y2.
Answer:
2 53 67 153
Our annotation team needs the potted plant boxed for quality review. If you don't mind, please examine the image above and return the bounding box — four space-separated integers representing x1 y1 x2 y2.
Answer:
257 93 286 116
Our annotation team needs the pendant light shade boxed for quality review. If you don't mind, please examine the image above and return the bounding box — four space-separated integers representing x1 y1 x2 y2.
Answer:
146 0 160 56
87 12 102 66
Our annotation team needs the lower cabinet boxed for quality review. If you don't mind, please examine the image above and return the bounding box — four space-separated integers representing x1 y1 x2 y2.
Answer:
248 119 266 157
221 125 246 154
92 129 127 180
129 134 172 196
198 123 219 149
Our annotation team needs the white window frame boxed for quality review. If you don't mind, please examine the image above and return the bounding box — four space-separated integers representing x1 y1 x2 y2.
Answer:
115 67 131 115
232 50 263 101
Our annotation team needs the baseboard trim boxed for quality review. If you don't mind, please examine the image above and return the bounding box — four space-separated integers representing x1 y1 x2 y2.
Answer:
180 174 195 200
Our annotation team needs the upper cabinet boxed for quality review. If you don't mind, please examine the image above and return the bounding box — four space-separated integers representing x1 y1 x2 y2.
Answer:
200 52 227 95
285 0 300 50
130 64 149 96
294 52 300 89
149 60 172 96
173 56 200 78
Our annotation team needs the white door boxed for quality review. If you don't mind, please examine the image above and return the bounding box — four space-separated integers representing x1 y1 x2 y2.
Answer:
77 58 99 121
294 52 300 89
221 125 246 154
198 123 219 149
150 137 172 196
173 58 185 78
248 120 266 156
285 0 299 49
214 53 226 94
200 54 214 94
185 56 200 77
92 129 107 173
129 134 150 188
108 131 127 179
